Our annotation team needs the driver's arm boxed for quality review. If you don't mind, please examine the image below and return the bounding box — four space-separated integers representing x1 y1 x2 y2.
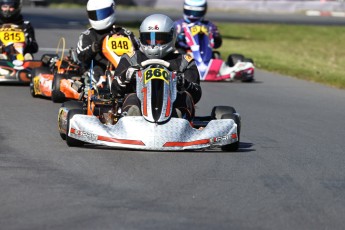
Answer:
209 22 222 49
23 21 38 54
180 55 202 104
111 54 133 97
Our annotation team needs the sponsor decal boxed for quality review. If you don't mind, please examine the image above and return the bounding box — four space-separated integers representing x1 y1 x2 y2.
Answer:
184 54 193 62
71 128 98 141
33 76 41 94
148 25 159 30
209 133 237 144
190 25 208 36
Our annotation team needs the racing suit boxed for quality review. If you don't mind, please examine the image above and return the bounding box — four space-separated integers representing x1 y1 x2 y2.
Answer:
111 51 202 120
76 25 139 84
174 18 222 54
0 14 39 56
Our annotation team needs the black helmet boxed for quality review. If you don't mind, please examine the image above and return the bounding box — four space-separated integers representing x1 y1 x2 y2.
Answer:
0 0 22 19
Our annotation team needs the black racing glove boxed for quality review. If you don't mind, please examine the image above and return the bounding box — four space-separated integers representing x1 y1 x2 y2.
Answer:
91 41 101 53
23 28 31 47
176 73 191 91
124 67 137 83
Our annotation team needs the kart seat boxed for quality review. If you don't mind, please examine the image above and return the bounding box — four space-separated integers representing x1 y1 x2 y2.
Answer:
41 53 59 66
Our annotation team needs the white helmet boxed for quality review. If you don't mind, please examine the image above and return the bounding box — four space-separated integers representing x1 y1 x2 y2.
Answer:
87 0 116 30
139 14 176 59
183 0 207 23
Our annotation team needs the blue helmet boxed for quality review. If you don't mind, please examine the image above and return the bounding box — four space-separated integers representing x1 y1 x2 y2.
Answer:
183 0 207 23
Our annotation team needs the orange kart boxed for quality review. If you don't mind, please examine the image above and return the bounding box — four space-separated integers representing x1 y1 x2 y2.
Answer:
30 38 83 103
58 32 137 143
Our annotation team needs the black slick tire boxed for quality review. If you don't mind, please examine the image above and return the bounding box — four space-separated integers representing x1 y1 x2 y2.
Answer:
66 109 84 147
52 74 67 103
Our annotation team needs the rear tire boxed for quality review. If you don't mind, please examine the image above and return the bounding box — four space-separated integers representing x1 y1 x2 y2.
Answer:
242 58 255 83
66 109 85 147
227 54 244 67
62 101 84 110
52 74 67 103
30 77 37 98
30 67 51 98
212 51 221 59
211 106 237 119
243 58 254 64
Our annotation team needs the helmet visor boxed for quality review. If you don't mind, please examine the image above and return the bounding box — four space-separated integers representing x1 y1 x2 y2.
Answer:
0 1 19 8
87 5 114 21
140 32 173 46
184 5 206 18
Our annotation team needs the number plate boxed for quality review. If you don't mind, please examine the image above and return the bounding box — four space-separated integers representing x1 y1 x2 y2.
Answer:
144 68 170 84
107 36 133 56
0 31 25 45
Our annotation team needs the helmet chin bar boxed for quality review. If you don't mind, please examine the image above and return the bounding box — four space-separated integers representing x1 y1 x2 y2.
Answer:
143 45 174 59
143 47 163 59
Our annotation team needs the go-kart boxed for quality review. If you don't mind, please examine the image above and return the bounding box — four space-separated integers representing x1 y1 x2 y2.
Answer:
30 38 83 103
0 23 42 83
182 22 255 82
58 59 241 151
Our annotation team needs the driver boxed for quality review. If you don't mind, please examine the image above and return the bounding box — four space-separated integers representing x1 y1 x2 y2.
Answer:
174 0 222 55
111 14 202 120
0 0 38 59
76 0 139 88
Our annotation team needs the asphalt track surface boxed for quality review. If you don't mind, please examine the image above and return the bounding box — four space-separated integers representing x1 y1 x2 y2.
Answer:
1 7 345 230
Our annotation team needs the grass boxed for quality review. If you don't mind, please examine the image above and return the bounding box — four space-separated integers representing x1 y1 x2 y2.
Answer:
216 23 345 89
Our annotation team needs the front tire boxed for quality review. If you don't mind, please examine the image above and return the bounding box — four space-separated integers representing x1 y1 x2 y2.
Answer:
30 76 37 98
30 67 51 98
66 109 84 147
59 101 84 140
220 113 240 152
243 58 254 64
211 106 241 152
